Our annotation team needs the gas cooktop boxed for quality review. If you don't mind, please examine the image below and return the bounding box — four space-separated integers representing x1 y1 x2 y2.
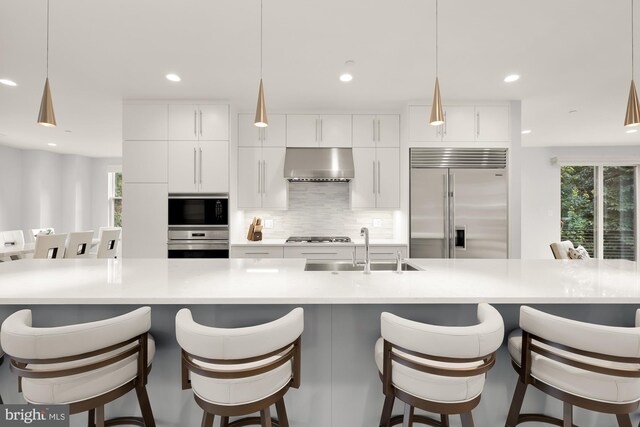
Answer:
286 236 352 243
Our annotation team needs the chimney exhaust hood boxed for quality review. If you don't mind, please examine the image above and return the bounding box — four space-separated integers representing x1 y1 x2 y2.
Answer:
284 148 355 182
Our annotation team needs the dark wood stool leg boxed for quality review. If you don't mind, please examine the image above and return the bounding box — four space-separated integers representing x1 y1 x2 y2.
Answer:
402 404 414 427
135 384 156 427
379 394 395 427
96 406 105 427
87 409 96 427
260 407 272 427
505 380 527 427
200 411 214 427
460 412 475 427
616 414 633 427
440 414 450 427
275 398 289 427
220 416 229 427
562 402 572 427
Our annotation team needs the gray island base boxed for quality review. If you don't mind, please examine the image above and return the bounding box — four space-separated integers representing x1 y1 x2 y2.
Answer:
0 258 639 427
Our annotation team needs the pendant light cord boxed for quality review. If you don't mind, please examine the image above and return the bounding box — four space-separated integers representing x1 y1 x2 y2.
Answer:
633 0 635 78
46 0 50 78
260 0 263 79
435 0 438 78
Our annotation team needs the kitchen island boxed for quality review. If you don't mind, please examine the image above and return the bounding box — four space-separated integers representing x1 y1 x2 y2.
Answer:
0 258 638 427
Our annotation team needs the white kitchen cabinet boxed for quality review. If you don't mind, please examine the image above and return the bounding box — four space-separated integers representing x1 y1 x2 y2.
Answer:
352 115 400 148
238 113 286 147
475 105 510 142
123 104 167 141
237 147 286 209
441 106 476 142
408 105 441 142
230 246 284 258
355 245 408 261
168 105 229 141
284 246 355 260
351 148 399 209
168 140 228 193
123 141 167 183
286 114 351 147
122 183 167 258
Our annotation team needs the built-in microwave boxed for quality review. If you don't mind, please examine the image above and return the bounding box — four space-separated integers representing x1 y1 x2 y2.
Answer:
168 194 228 227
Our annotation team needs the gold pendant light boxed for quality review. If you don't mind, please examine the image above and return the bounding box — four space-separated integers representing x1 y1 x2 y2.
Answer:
38 0 56 127
429 0 444 126
254 0 268 127
626 0 640 127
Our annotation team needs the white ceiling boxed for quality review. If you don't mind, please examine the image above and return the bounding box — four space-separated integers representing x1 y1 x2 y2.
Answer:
0 0 639 157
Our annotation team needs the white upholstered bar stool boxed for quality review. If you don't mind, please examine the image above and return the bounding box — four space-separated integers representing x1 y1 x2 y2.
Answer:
33 233 68 259
0 307 156 427
97 228 121 259
64 231 94 259
506 306 640 427
176 307 304 427
376 303 504 427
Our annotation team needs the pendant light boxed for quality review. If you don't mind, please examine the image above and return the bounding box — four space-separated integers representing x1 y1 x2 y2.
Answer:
254 0 268 128
38 0 56 127
626 0 640 127
429 0 444 126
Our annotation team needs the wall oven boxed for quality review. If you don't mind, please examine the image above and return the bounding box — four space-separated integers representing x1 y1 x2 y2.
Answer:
168 194 229 258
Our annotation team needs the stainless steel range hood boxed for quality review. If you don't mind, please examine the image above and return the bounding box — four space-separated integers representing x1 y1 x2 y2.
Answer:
284 148 355 181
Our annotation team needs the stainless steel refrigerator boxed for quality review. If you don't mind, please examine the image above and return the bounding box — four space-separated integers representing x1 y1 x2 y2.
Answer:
410 148 508 258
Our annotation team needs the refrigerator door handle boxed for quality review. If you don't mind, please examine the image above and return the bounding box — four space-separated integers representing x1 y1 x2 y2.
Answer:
444 173 450 258
450 173 456 258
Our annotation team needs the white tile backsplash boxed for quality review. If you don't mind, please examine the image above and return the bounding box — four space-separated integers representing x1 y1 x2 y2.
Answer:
242 182 395 239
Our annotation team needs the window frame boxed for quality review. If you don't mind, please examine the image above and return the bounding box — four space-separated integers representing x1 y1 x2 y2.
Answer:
108 170 123 228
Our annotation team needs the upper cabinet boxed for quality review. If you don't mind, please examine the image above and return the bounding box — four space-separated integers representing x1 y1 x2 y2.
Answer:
287 114 351 147
408 103 510 144
351 147 400 209
168 105 229 141
353 115 400 148
123 104 168 141
238 113 286 147
475 105 510 142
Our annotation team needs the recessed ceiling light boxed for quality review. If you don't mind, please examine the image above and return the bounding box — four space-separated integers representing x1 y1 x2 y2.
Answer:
47 143 57 147
0 79 17 87
339 60 355 83
521 129 532 134
504 74 520 83
627 129 638 134
165 74 181 82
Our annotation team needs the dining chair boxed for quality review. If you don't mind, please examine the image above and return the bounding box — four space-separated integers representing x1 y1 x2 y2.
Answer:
0 230 25 261
30 227 55 242
97 227 121 259
549 241 574 259
33 233 68 259
64 231 94 259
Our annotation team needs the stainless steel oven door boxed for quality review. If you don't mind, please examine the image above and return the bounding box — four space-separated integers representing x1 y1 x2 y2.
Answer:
167 241 229 258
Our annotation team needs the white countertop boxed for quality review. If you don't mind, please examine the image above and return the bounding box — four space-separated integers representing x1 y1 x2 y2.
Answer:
230 239 408 246
0 258 639 304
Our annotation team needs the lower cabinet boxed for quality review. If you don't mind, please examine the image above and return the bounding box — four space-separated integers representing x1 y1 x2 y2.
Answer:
230 246 284 258
355 245 407 261
122 183 168 258
284 246 355 260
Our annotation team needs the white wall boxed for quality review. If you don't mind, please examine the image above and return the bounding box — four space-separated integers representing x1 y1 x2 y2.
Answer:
0 143 121 240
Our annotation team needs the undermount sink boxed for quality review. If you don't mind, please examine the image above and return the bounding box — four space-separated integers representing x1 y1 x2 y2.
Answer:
304 261 420 272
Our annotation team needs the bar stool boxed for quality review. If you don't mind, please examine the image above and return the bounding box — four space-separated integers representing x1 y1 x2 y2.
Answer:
1 307 156 427
506 306 640 427
376 303 504 427
176 307 303 427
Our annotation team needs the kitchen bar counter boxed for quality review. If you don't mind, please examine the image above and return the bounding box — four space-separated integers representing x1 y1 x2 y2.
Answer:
0 258 638 304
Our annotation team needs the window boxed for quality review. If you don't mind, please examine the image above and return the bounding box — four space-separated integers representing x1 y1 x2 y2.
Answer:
561 165 636 260
108 172 122 227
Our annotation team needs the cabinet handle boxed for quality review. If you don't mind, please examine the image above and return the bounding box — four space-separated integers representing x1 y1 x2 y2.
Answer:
443 111 447 136
193 110 197 137
264 127 267 143
199 110 203 136
377 119 381 142
246 252 270 255
199 147 203 185
193 148 197 185
262 160 266 193
373 161 376 194
302 252 337 255
315 119 318 142
378 161 381 194
476 112 480 138
320 119 323 142
258 161 261 194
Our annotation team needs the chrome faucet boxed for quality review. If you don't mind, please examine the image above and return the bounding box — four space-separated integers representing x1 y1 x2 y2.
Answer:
396 251 403 274
360 227 371 274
